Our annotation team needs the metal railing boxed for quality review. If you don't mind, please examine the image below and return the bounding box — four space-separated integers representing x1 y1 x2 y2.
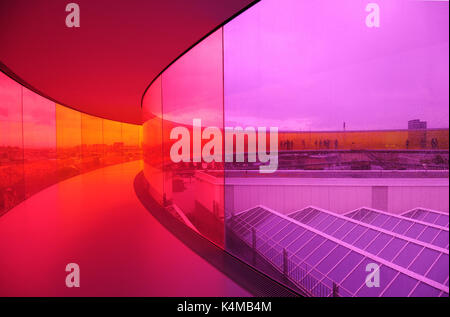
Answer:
228 216 348 297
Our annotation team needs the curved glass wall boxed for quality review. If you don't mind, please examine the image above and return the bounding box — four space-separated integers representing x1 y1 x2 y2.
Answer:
0 72 142 217
143 0 449 297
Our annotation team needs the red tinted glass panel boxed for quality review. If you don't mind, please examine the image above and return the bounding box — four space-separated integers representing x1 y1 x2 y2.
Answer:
23 87 56 198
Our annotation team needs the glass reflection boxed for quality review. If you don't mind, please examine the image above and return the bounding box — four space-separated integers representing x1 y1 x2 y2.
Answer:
162 28 224 247
0 72 24 216
23 87 57 199
1 73 143 215
81 113 104 172
56 104 82 181
141 0 448 297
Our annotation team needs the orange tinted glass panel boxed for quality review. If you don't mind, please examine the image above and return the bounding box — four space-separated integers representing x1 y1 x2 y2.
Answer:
102 118 123 165
81 113 104 172
122 122 141 162
56 104 82 181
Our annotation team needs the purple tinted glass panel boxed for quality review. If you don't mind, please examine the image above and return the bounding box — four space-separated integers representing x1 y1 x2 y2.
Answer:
300 209 320 224
340 258 372 294
259 216 284 232
392 220 414 235
393 243 423 268
360 210 377 223
418 227 440 243
371 214 389 227
279 228 307 247
356 265 397 297
411 283 441 297
349 210 366 221
342 225 367 244
423 212 440 224
366 233 392 255
294 235 326 260
378 238 408 262
264 220 290 236
328 251 364 284
255 214 280 232
316 245 350 276
431 230 449 249
380 217 401 231
304 240 337 267
307 212 329 227
408 210 427 221
272 223 298 241
250 211 272 228
382 274 418 297
322 217 344 235
315 215 333 231
290 209 311 222
426 254 449 284
404 223 427 239
410 282 442 297
434 215 449 227
408 248 440 276
333 221 357 240
354 229 379 250
287 231 315 253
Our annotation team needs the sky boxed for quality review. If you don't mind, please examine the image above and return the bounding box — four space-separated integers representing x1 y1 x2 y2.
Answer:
223 0 449 131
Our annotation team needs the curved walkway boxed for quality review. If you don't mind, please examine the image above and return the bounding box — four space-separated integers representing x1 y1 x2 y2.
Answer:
0 161 250 296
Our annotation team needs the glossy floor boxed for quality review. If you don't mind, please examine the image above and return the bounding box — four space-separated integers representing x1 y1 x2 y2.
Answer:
0 161 249 296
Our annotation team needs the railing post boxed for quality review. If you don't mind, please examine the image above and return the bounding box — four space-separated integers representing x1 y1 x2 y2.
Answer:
332 282 340 297
252 228 256 250
251 228 256 264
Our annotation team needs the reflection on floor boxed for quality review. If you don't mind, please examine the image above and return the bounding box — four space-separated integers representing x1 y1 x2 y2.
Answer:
0 161 249 296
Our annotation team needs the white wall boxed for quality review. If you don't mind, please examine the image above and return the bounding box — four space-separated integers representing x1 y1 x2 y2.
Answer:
221 177 449 215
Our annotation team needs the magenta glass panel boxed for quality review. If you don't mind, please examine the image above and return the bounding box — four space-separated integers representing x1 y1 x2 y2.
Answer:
153 29 224 246
222 0 448 297
0 72 24 215
161 28 224 247
139 0 448 297
142 76 165 205
224 0 448 132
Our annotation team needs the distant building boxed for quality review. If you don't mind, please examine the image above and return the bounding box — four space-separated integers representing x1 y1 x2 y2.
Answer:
408 119 427 130
408 120 427 148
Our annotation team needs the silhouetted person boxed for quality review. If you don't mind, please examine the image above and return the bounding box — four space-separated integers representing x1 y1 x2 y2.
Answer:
335 139 338 149
406 140 410 149
432 138 439 149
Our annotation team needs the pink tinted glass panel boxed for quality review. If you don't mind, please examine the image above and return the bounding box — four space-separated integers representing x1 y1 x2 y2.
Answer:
162 28 224 247
0 73 24 215
22 87 57 198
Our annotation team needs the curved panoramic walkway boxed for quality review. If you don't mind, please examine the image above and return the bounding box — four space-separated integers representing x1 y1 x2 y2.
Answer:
0 161 249 296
